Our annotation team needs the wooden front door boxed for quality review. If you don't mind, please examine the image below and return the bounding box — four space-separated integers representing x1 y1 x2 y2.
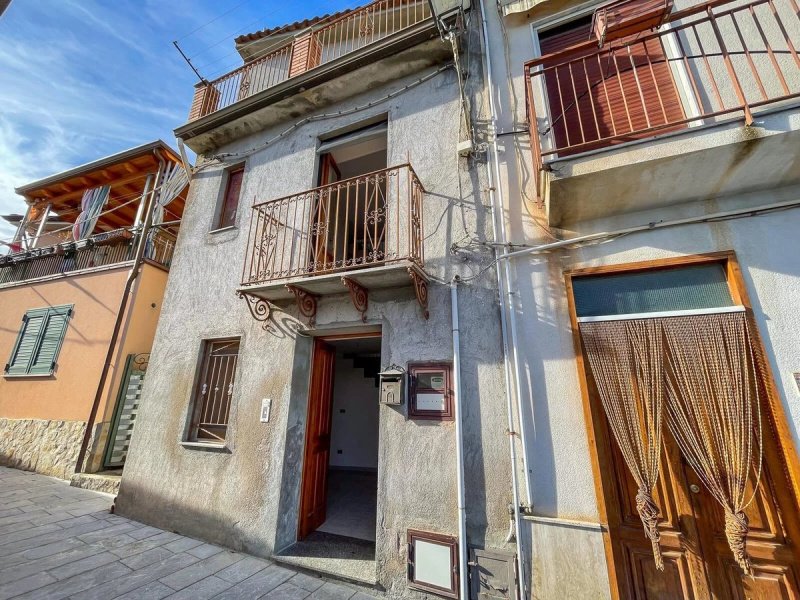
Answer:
298 339 336 539
589 352 800 599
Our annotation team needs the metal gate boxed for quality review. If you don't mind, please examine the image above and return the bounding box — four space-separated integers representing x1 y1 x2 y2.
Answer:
103 353 148 468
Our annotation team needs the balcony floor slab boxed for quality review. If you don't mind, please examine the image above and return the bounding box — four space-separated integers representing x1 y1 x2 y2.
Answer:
238 261 425 303
546 104 800 227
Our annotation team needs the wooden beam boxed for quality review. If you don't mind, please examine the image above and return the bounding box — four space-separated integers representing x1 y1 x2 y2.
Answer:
38 170 152 207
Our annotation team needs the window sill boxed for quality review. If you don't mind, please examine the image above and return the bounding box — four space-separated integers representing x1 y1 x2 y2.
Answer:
209 225 237 234
179 441 230 453
4 372 55 379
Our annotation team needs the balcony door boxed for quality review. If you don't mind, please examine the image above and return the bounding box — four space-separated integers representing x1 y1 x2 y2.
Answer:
538 16 686 156
308 122 388 275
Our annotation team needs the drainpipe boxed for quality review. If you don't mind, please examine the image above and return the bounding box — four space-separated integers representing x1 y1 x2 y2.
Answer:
450 277 468 600
477 0 531 597
74 152 165 474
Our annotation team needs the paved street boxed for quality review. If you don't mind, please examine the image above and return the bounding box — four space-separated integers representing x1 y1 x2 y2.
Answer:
0 467 379 600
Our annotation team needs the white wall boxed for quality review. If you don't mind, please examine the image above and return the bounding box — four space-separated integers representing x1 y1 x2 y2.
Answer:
329 352 380 470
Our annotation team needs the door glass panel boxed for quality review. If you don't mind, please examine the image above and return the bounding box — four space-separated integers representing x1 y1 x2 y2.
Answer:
573 264 734 317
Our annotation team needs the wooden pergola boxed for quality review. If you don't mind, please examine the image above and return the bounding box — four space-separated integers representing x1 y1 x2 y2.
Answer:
13 141 188 248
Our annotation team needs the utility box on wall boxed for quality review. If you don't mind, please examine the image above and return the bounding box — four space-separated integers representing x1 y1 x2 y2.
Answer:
379 365 406 405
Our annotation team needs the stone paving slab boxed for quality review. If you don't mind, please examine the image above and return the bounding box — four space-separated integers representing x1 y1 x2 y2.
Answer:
0 467 380 599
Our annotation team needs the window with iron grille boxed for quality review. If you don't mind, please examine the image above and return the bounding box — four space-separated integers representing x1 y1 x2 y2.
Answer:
188 338 240 443
5 305 73 377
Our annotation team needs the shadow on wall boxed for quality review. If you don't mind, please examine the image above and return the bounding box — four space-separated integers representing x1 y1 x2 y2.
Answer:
115 328 314 560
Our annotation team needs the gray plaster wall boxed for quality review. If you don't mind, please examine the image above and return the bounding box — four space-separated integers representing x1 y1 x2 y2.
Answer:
482 0 800 597
117 45 516 597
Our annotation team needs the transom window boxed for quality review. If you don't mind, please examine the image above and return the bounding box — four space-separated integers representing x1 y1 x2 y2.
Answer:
572 263 736 319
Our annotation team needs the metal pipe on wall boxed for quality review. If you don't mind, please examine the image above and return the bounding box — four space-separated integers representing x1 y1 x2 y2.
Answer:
74 153 164 474
477 0 531 597
450 277 469 600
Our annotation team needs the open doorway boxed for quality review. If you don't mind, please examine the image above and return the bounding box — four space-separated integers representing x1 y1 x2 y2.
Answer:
309 122 388 274
298 334 381 549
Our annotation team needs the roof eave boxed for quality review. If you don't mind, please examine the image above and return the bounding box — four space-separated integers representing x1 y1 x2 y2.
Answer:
13 140 182 200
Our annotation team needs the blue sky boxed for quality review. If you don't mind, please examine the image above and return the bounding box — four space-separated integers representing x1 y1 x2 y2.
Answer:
0 0 357 243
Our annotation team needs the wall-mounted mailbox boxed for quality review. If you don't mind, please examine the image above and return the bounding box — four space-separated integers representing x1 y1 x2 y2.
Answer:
379 365 406 405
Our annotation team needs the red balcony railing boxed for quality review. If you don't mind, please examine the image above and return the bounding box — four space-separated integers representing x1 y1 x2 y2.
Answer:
524 0 800 188
189 0 432 121
242 164 424 286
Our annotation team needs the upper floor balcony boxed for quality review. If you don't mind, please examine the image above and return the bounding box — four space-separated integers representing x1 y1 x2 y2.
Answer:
0 227 176 287
175 0 457 153
524 0 800 226
237 163 429 324
2 141 187 288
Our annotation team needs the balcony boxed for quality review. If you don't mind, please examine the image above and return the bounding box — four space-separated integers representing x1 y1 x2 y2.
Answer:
176 0 452 153
237 164 429 324
524 0 800 225
0 227 176 287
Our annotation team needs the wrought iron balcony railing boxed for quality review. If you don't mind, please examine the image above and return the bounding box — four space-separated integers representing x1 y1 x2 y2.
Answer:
188 0 432 121
524 0 800 189
0 227 177 286
242 164 424 286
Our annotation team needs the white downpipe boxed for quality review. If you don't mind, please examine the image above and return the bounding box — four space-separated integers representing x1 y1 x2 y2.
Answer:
478 0 531 597
450 278 469 600
478 0 534 506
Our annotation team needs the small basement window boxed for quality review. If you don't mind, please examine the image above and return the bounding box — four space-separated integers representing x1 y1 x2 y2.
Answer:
187 338 241 443
408 363 453 420
408 529 459 599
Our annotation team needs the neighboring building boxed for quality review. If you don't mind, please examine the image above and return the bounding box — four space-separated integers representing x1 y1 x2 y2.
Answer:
116 1 520 599
0 141 187 491
482 0 800 597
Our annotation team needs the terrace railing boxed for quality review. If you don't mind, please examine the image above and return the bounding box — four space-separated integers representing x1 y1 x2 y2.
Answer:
0 227 177 286
524 0 800 182
242 164 424 286
189 0 432 121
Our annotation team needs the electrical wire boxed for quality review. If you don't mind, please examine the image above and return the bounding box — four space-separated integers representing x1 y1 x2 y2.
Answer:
175 0 259 42
199 64 453 168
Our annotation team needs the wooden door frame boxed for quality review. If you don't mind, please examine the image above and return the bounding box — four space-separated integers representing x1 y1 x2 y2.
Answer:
563 250 800 600
297 330 383 541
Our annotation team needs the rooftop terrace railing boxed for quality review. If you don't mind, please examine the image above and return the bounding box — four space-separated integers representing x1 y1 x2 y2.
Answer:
0 227 177 286
524 0 800 186
241 164 424 286
188 0 432 121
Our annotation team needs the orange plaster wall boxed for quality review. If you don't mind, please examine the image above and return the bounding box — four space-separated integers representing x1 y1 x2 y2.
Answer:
99 263 169 423
0 268 128 422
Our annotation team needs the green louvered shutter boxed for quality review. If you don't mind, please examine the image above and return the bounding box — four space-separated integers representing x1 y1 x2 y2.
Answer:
5 310 47 375
5 305 72 376
28 307 72 375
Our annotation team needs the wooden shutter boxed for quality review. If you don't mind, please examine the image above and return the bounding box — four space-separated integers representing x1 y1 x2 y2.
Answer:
539 17 685 155
29 307 72 375
218 167 244 229
5 310 47 375
5 306 72 376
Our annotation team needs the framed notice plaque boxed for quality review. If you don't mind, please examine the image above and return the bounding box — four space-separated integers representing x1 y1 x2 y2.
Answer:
409 363 453 420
